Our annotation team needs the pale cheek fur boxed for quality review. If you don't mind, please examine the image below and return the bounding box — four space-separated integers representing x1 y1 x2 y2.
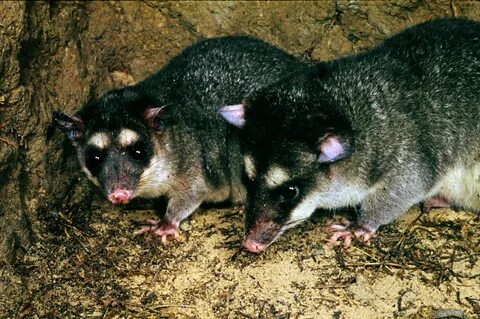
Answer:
287 178 368 225
134 154 171 198
243 155 256 180
117 128 140 148
87 132 110 149
265 166 289 188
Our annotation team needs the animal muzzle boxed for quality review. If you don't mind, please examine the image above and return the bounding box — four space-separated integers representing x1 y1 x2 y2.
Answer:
243 219 281 253
107 189 132 205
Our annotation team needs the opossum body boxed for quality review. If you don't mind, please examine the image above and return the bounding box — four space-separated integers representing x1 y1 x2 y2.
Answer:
220 18 480 252
53 36 306 242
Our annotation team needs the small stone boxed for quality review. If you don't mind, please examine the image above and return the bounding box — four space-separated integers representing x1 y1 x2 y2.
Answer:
180 221 191 231
312 244 324 256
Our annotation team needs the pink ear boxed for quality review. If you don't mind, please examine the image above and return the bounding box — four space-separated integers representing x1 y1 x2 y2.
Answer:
143 106 167 130
317 134 351 163
218 104 245 128
52 112 84 141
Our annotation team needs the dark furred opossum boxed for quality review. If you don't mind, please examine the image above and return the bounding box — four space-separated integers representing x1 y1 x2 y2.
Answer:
220 19 480 253
53 36 306 242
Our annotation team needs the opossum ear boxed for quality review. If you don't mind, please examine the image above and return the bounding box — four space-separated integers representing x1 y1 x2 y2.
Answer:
317 133 352 163
218 104 245 128
143 106 168 131
52 111 84 141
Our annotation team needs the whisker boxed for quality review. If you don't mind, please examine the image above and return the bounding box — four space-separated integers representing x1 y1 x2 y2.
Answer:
284 217 308 226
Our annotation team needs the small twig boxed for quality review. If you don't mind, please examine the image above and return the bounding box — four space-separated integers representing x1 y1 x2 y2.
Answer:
333 245 346 269
465 297 480 314
351 245 380 261
221 211 241 219
410 225 436 233
154 304 196 309
397 290 409 312
238 311 255 319
451 0 460 18
0 137 15 148
315 283 352 289
101 306 109 319
126 302 195 317
125 302 167 316
456 291 462 306
344 262 406 268
397 210 426 241
229 248 244 261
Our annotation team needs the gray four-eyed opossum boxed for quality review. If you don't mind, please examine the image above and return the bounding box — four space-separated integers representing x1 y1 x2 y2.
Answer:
53 36 306 243
220 18 480 253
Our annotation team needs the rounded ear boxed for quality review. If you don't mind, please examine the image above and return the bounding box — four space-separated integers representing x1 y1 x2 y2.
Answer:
52 111 84 141
218 104 245 128
143 106 168 131
317 133 352 163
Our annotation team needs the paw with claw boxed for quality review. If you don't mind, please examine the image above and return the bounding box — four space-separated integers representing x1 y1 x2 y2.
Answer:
323 218 376 247
134 220 181 244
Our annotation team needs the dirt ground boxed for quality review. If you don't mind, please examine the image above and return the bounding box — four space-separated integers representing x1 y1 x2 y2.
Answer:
1 200 478 318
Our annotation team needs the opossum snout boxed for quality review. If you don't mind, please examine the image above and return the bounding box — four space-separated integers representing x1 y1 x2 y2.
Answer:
243 218 281 253
108 189 132 205
243 238 268 253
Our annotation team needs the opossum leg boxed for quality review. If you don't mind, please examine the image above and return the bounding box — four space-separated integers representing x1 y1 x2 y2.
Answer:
134 195 202 244
420 196 450 213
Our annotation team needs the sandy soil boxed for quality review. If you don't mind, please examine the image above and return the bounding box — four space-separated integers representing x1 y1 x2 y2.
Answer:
1 201 479 318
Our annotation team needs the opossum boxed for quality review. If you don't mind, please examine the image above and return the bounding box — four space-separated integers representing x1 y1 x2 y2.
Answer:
52 36 306 243
219 18 480 252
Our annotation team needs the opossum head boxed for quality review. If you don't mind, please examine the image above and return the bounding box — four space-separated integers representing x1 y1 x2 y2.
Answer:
52 87 173 205
219 67 360 252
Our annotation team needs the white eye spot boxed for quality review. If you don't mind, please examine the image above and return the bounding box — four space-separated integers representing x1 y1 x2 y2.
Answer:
87 132 110 149
265 166 289 188
118 128 140 147
244 155 256 180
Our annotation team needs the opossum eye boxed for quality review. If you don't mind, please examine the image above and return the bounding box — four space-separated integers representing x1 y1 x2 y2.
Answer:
85 148 106 174
127 144 146 161
276 185 300 203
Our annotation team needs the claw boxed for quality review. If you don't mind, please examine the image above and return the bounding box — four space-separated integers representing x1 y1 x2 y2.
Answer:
134 220 180 244
323 218 375 247
326 230 353 248
353 228 374 242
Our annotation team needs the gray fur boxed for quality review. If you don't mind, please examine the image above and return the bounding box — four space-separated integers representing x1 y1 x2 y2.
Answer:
234 18 480 249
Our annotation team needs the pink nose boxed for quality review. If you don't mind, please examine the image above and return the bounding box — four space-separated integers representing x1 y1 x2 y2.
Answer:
243 238 267 253
108 189 132 205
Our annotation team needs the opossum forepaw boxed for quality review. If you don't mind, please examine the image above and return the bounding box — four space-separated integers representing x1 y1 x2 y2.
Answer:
326 230 354 248
353 227 375 242
154 225 179 245
134 220 180 244
324 219 375 247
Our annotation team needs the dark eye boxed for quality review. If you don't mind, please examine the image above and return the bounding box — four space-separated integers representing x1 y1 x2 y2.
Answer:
128 144 146 161
85 148 106 175
277 185 300 203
